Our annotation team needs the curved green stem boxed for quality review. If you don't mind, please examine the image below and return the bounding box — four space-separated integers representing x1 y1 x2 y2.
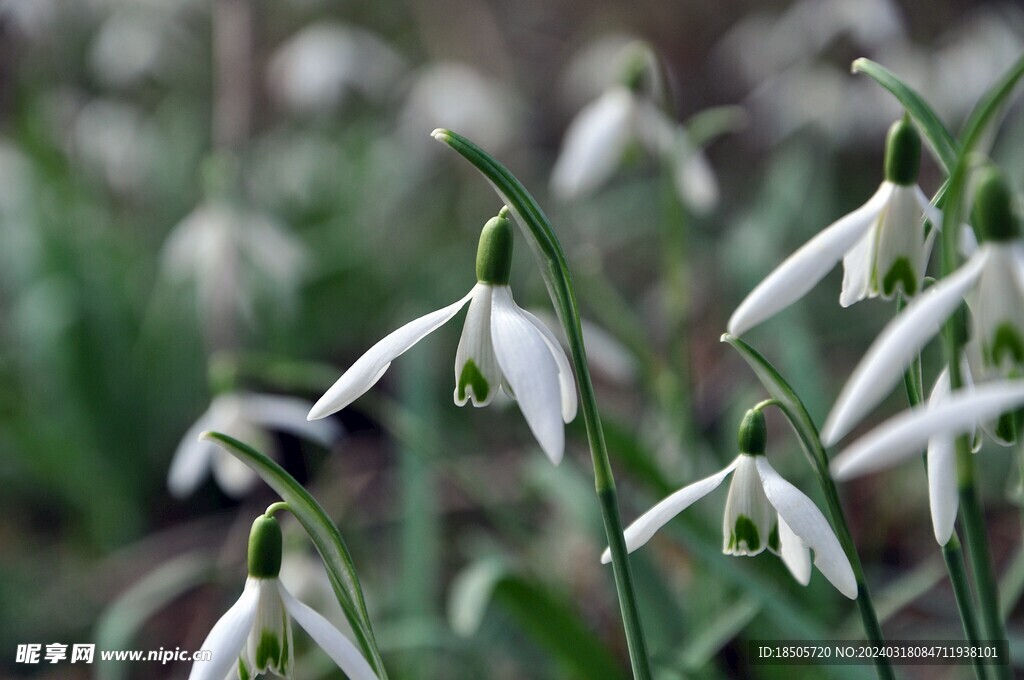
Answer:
722 334 892 679
433 129 653 679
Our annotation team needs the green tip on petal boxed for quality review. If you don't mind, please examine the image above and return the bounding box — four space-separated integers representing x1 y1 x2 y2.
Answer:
738 408 767 456
989 322 1024 367
247 515 283 578
475 210 514 285
457 359 490 403
880 257 917 298
974 165 1019 242
883 118 921 185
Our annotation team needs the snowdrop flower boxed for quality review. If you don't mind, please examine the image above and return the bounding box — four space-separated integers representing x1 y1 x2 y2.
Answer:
169 392 339 498
550 44 718 213
822 166 1021 445
399 62 522 156
267 23 405 115
831 380 1024 544
161 200 306 344
308 208 577 464
729 119 941 336
602 409 857 599
187 513 378 680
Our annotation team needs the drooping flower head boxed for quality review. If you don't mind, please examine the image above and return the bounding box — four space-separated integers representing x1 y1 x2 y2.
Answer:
309 208 576 464
603 409 857 598
168 392 339 498
187 513 378 680
830 380 1024 544
822 165 1024 446
729 117 941 336
550 40 719 212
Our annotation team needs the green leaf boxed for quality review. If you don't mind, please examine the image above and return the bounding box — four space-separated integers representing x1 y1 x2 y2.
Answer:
684 105 748 148
942 52 1024 287
430 128 575 332
94 553 212 680
677 599 759 671
851 58 959 173
957 53 1024 154
203 431 389 680
449 557 628 680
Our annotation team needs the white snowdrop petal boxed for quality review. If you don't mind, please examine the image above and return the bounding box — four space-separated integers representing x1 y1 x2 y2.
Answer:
518 307 577 422
822 248 991 446
167 413 216 498
728 182 894 336
490 287 566 464
279 584 380 680
187 580 260 680
551 88 635 199
241 393 340 447
308 290 474 420
839 223 878 307
778 517 812 586
832 381 1024 482
755 457 857 599
454 284 501 407
674 149 720 214
211 450 262 499
927 431 958 545
722 455 776 556
873 185 926 300
601 460 738 564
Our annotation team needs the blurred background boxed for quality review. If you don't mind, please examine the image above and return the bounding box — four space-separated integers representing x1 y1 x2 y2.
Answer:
2 0 1024 678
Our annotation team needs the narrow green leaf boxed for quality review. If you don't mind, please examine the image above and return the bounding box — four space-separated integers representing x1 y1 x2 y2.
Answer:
677 599 760 671
683 105 748 148
449 558 628 680
203 431 388 679
720 333 826 475
94 553 212 680
957 53 1024 153
851 58 959 173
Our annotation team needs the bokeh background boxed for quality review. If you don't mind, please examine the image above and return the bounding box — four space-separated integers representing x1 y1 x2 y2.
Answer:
2 0 1024 678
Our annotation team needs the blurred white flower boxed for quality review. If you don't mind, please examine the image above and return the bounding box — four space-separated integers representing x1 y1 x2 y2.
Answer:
168 392 339 498
713 0 904 88
551 43 718 213
0 0 59 38
160 201 306 341
187 515 378 680
268 22 405 115
89 10 173 88
399 62 521 155
72 99 152 193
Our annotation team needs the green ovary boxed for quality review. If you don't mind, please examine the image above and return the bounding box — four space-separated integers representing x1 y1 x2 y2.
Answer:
728 515 760 553
457 359 490 403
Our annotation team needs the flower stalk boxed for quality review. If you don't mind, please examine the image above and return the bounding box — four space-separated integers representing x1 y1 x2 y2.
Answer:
433 128 653 679
722 335 892 679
